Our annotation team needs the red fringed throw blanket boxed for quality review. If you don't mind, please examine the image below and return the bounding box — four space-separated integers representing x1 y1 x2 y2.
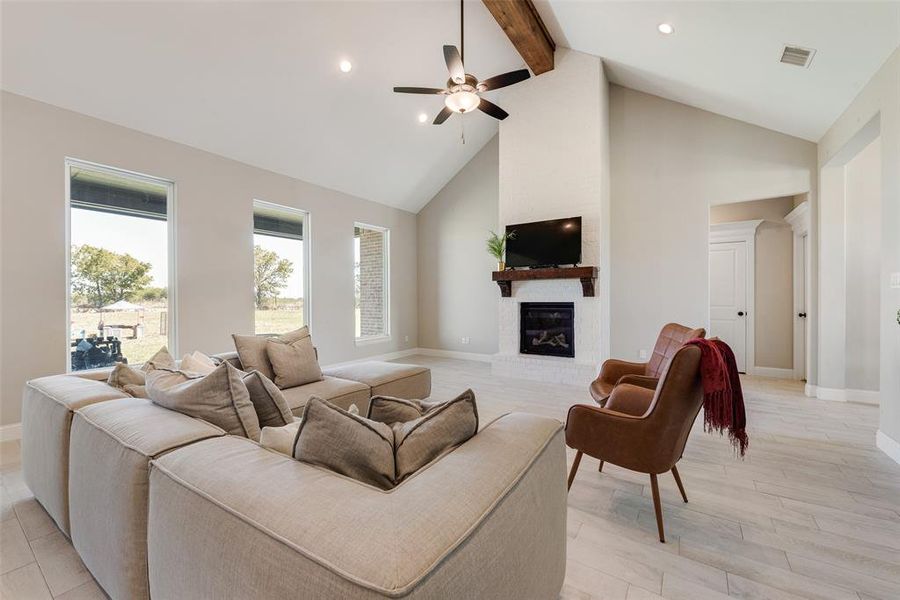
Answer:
685 338 749 456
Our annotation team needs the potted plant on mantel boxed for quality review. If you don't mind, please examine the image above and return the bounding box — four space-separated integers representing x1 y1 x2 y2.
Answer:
486 230 515 271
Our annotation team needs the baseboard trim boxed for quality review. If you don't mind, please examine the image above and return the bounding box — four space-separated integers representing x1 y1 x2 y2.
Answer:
845 389 880 405
876 430 900 465
752 367 796 380
0 422 22 442
814 386 879 405
414 348 494 363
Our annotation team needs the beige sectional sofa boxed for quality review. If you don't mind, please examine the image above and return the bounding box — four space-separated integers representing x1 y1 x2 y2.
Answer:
21 360 567 599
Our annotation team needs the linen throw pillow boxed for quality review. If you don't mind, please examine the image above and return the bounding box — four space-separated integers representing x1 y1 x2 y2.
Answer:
366 396 443 424
241 370 294 428
146 362 261 441
107 363 147 396
266 330 322 389
232 326 311 381
387 389 479 482
180 350 217 375
259 418 302 456
141 346 176 371
292 397 395 490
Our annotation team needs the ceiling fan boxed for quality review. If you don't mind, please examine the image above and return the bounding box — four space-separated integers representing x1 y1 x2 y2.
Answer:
393 0 530 125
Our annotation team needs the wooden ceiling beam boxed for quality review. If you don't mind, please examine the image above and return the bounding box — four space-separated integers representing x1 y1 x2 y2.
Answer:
481 0 555 75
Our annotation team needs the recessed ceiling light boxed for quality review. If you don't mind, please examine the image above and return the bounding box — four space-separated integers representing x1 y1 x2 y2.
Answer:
339 60 352 73
657 23 674 35
417 113 428 124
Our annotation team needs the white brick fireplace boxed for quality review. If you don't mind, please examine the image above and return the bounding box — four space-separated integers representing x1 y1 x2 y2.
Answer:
491 49 610 386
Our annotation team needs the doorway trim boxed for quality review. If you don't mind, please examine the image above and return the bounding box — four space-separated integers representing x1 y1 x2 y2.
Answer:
785 201 811 381
709 219 762 375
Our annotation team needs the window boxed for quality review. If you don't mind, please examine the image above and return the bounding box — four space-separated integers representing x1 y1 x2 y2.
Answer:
67 159 174 371
354 223 389 342
254 201 308 334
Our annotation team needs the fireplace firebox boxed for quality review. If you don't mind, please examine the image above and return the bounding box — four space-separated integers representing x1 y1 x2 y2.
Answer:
519 302 575 358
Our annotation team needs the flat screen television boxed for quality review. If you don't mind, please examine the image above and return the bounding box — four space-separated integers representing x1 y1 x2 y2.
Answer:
505 217 582 268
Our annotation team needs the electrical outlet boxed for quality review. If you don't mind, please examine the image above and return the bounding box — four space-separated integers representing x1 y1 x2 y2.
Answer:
891 272 900 289
461 337 470 345
638 349 648 360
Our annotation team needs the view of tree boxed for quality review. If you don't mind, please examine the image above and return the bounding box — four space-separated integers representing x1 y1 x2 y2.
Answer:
71 245 153 309
254 245 294 309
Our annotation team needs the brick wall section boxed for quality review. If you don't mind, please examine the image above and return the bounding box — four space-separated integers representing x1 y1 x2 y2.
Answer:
358 228 385 337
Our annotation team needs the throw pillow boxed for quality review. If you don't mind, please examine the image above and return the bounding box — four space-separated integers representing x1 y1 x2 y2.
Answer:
232 326 311 381
381 389 479 483
141 346 176 371
241 370 294 428
367 396 442 423
266 330 322 389
293 397 395 490
180 350 217 375
259 418 302 456
107 363 146 395
146 362 261 441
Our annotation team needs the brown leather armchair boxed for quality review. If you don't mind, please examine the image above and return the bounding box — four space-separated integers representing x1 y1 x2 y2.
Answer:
590 323 705 404
566 344 703 542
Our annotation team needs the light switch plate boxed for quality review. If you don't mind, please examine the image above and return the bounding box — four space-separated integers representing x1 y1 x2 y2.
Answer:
891 272 900 289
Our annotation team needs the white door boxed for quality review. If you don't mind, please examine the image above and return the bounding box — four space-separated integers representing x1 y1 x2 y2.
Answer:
709 241 748 372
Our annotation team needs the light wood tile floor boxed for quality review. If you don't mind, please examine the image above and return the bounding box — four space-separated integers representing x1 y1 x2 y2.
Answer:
1 355 898 599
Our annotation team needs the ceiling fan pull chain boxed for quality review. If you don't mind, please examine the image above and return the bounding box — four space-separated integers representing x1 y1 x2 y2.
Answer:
461 116 466 145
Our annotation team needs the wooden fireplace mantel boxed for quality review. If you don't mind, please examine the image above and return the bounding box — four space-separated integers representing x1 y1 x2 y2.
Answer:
492 266 598 297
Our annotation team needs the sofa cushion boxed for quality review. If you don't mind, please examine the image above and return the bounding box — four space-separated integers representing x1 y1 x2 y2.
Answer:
147 362 261 441
232 327 310 381
293 397 395 489
322 361 430 400
387 390 479 482
280 376 369 416
242 370 293 428
266 331 322 389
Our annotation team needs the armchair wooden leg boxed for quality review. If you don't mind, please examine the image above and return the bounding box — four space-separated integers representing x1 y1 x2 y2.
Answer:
598 460 604 473
671 465 688 503
567 451 583 491
649 474 665 543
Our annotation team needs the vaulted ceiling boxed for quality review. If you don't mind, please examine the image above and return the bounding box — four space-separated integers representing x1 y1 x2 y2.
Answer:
3 1 899 213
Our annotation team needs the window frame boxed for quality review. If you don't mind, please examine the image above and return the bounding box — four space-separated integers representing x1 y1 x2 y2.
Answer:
64 157 177 372
353 221 391 345
252 199 311 334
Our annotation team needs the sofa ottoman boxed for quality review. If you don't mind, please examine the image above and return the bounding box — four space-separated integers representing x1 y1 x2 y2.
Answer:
280 376 370 416
21 374 129 535
322 362 431 411
69 397 225 600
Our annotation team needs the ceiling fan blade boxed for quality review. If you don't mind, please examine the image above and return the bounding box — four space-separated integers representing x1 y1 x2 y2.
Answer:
477 98 509 121
479 69 530 91
443 45 465 84
393 87 447 95
433 106 453 125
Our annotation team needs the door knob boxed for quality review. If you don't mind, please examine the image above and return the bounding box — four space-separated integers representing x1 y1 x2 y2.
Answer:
798 312 807 318
737 311 745 317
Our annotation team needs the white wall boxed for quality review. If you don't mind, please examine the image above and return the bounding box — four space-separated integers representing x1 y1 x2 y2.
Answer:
818 47 899 453
492 49 609 384
0 92 418 427
417 137 499 355
609 86 818 363
845 137 882 392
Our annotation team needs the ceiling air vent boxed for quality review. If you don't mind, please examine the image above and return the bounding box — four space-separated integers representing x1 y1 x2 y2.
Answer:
780 45 815 68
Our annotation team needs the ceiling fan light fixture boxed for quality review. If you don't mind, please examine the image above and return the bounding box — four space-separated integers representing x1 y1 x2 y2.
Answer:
445 90 479 113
